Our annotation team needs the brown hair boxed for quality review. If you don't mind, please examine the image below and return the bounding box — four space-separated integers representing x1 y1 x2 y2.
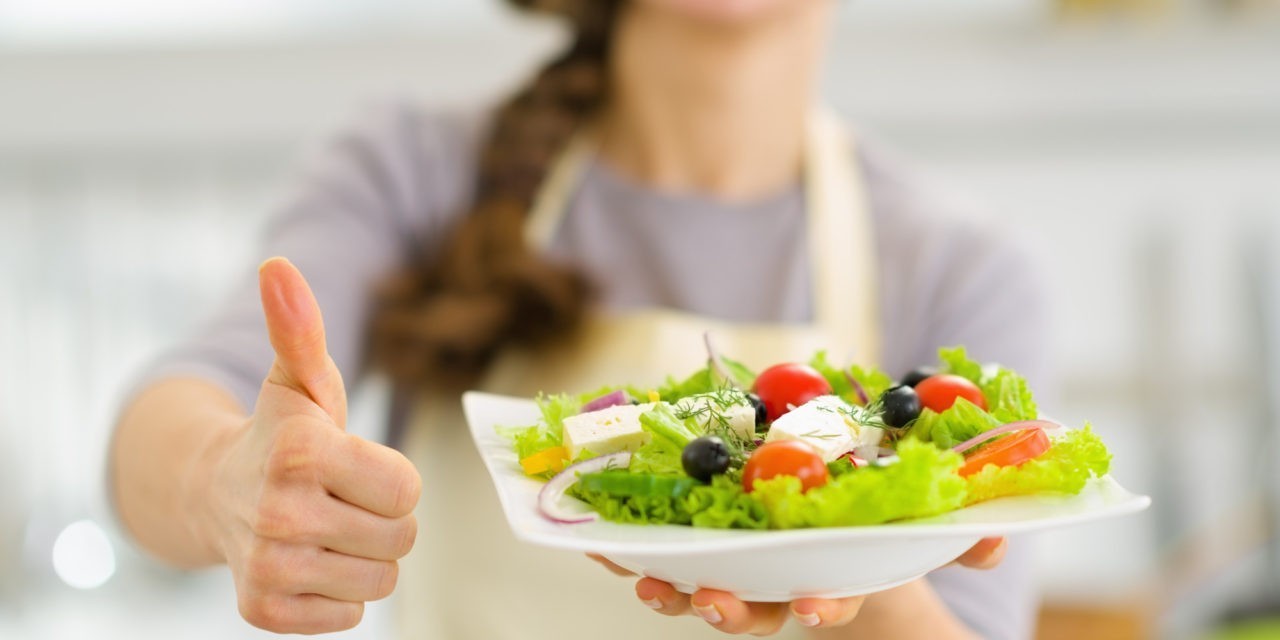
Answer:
369 0 623 386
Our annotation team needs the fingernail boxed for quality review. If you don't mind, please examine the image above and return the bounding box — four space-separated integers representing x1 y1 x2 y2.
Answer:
642 597 663 610
693 603 723 624
793 610 821 627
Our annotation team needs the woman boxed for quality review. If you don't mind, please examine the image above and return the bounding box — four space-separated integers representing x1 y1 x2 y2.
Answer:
111 0 1047 638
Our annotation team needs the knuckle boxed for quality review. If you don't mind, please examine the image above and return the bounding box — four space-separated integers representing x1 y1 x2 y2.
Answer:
251 497 305 541
371 561 399 600
240 543 285 591
335 602 365 631
390 516 418 559
300 358 342 395
238 592 291 632
264 422 324 484
388 457 423 516
281 324 327 359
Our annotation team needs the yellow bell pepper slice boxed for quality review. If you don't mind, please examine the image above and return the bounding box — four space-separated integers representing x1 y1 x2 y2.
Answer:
520 446 569 476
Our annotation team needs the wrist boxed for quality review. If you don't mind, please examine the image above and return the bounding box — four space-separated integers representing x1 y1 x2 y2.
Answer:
819 580 977 640
179 412 247 565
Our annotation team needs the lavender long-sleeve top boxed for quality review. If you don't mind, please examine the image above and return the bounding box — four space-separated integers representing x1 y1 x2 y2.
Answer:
140 101 1049 640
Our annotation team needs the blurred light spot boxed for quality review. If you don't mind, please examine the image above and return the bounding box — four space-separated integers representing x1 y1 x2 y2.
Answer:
51 520 115 589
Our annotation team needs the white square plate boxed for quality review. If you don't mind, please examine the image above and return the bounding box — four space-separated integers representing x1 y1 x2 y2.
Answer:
464 391 1151 601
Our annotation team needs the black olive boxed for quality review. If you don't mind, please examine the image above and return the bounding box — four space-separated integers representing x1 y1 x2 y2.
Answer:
881 384 922 428
682 436 731 482
746 393 768 426
900 367 938 388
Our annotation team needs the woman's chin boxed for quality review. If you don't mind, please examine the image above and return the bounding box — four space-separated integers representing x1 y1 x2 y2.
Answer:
640 0 804 24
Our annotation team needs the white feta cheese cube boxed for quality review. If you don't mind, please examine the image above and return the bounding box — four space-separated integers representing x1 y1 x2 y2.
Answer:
674 393 757 442
562 403 656 458
764 395 859 462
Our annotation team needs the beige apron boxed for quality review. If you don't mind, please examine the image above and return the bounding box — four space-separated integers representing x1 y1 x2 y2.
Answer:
398 109 880 640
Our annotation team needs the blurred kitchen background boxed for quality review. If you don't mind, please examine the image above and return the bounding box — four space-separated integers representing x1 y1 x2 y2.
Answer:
2 0 1279 638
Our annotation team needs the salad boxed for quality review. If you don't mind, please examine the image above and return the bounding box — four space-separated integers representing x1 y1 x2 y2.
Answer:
499 345 1113 530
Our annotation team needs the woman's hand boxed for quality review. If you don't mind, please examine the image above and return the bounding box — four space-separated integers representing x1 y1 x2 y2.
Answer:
591 537 1006 635
190 258 422 634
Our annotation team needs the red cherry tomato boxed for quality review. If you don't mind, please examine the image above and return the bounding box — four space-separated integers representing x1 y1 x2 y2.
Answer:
752 363 833 422
915 374 987 413
742 440 829 493
958 428 1051 477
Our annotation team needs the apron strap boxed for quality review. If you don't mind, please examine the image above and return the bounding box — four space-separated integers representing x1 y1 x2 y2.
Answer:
805 107 881 365
521 108 882 366
525 129 596 250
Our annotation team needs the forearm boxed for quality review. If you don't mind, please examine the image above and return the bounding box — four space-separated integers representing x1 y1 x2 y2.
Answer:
810 579 978 640
110 377 246 568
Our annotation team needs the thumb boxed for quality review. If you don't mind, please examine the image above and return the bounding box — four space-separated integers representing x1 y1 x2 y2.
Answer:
259 257 347 427
952 537 1007 570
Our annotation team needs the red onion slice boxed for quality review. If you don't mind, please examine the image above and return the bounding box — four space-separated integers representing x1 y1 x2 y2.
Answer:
537 451 631 524
849 448 899 468
580 390 633 414
842 371 870 406
703 331 736 388
950 420 1060 455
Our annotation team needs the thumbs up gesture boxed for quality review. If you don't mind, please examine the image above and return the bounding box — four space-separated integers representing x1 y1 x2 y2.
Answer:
202 258 421 633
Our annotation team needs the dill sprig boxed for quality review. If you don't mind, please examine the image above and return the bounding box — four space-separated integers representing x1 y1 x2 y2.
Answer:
797 430 844 440
673 382 753 454
816 398 891 432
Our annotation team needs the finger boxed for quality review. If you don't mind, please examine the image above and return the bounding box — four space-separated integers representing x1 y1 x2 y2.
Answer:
954 537 1007 570
313 497 417 561
259 257 347 426
635 577 691 616
689 589 788 635
587 553 635 577
789 596 866 628
239 592 363 634
295 550 400 602
322 432 422 518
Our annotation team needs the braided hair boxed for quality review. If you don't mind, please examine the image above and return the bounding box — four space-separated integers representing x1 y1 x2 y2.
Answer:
370 0 623 385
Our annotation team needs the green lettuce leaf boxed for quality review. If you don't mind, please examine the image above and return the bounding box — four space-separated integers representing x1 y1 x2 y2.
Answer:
906 346 1040 444
937 345 1039 423
570 474 769 529
981 368 1038 423
809 351 894 405
639 403 703 447
656 358 757 402
907 397 1002 449
963 425 1112 505
685 476 770 529
656 367 716 401
750 440 967 528
939 346 985 385
628 433 685 475
627 403 707 475
850 365 895 404
496 423 561 463
497 386 625 461
810 351 853 397
719 357 757 391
